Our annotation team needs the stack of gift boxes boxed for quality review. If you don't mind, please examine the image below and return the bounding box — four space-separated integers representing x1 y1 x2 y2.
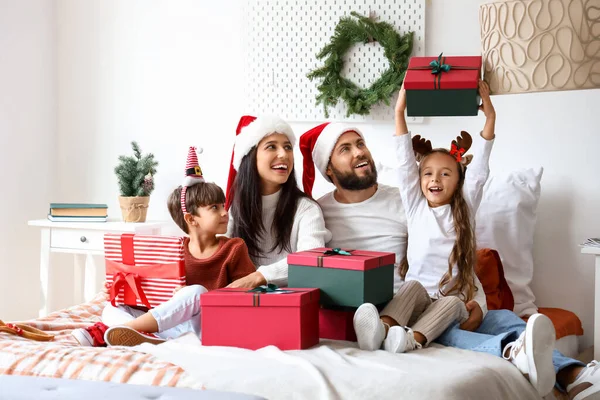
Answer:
202 247 396 350
105 233 396 351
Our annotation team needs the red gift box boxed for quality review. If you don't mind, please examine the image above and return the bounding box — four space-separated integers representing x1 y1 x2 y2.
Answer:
404 54 482 117
201 287 320 350
105 233 186 309
319 308 357 341
287 248 396 270
404 55 481 90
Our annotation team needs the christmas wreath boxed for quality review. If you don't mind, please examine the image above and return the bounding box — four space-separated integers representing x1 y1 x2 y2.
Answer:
307 12 414 117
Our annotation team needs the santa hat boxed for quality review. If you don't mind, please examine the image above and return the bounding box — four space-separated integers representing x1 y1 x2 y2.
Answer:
299 122 364 197
225 115 295 210
180 146 205 214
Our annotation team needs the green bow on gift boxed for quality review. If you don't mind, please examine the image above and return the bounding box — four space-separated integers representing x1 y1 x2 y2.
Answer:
323 248 352 256
248 284 282 293
429 53 451 75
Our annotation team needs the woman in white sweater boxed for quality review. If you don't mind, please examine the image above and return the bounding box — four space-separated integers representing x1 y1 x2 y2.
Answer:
224 115 331 288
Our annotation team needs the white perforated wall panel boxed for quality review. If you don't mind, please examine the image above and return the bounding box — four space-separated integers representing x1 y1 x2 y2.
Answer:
242 0 426 122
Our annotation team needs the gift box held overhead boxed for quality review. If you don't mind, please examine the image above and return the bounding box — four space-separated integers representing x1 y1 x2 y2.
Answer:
404 54 482 117
105 233 186 309
201 286 319 350
287 248 395 308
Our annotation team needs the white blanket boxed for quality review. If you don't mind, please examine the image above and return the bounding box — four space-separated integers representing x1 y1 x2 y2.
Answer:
134 334 541 400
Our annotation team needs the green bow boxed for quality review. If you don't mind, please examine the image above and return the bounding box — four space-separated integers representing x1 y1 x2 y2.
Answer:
323 248 352 256
429 53 451 75
248 284 281 293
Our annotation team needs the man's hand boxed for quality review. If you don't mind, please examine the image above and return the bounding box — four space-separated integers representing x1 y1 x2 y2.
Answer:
226 271 267 289
459 300 484 331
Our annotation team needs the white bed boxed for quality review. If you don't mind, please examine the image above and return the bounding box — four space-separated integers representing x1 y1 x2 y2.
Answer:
134 333 544 400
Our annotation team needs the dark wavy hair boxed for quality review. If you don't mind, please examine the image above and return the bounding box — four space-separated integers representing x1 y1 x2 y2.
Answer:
230 146 310 259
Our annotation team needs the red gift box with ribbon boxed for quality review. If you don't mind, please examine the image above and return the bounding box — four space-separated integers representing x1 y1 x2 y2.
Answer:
404 53 482 117
104 233 186 309
201 286 320 350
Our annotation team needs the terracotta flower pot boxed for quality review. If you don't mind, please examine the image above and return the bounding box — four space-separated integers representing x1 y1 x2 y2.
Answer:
118 196 149 223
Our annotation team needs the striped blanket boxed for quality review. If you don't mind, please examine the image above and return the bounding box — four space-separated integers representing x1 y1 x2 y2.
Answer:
0 293 201 388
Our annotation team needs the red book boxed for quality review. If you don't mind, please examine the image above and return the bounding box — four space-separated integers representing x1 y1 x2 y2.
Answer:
201 288 320 350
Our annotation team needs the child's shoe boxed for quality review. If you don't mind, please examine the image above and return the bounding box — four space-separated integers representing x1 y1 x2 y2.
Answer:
383 326 422 353
353 303 385 351
104 326 165 347
71 322 109 347
503 313 556 397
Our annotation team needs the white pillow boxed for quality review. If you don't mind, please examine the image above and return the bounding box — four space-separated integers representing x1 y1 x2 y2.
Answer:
475 167 543 317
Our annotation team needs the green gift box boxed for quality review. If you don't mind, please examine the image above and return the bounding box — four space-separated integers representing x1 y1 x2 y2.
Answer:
287 248 395 308
404 54 482 117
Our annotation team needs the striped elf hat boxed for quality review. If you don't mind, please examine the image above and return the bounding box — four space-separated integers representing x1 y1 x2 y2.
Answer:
180 146 205 214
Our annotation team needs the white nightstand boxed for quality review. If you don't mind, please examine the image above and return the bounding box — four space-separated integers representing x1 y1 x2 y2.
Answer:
582 246 600 360
28 219 167 317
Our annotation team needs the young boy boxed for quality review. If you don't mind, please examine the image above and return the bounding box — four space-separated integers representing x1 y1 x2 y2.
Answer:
72 147 256 347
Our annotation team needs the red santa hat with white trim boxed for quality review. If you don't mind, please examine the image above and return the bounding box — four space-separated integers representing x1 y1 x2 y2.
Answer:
299 122 364 197
225 115 295 210
180 146 204 214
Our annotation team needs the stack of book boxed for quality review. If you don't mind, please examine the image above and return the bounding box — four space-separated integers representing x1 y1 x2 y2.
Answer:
48 203 108 222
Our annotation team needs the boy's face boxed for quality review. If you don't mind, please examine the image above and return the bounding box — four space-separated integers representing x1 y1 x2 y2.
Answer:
187 203 228 235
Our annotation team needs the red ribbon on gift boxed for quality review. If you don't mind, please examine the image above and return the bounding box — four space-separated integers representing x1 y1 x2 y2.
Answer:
108 234 151 310
407 53 480 90
109 272 152 310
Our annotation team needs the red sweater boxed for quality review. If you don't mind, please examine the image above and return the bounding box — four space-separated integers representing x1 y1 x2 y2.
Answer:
183 237 256 291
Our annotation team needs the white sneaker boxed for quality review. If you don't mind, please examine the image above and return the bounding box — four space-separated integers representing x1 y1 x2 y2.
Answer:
353 303 385 351
503 313 556 397
104 326 165 347
566 360 600 400
383 326 423 353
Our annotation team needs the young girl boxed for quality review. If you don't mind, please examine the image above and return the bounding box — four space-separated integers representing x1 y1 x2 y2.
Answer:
352 81 557 396
224 115 331 289
72 147 256 347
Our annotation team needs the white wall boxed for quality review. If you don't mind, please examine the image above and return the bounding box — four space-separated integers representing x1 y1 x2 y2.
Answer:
55 0 600 349
0 0 57 319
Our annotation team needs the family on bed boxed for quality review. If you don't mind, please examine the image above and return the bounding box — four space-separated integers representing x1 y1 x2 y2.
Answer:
70 82 598 400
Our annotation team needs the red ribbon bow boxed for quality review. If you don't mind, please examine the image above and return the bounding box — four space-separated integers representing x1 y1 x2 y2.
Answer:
109 272 152 310
6 323 23 335
450 143 466 162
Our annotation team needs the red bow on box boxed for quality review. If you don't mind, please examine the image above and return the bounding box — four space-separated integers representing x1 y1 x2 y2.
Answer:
109 272 152 310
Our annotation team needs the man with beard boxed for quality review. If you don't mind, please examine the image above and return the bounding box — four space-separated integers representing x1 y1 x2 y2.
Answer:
299 123 407 291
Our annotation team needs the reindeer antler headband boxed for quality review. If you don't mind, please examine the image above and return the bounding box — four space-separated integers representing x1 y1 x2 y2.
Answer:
412 131 473 166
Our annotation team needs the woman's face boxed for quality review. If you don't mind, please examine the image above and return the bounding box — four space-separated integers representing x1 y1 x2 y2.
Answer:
255 133 294 195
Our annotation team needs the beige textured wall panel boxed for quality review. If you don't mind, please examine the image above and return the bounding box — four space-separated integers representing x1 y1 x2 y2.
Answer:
480 0 600 94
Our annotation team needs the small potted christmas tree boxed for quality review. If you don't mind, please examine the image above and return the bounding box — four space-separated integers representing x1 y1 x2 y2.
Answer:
114 141 158 222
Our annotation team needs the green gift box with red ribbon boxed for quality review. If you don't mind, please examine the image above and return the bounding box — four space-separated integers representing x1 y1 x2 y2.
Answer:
404 54 482 117
287 247 395 308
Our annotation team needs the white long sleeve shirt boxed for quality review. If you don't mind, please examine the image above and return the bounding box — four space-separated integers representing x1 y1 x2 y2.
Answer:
317 184 408 292
227 190 331 287
394 133 493 317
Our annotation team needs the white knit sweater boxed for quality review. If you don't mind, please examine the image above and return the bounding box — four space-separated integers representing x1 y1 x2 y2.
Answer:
227 190 331 287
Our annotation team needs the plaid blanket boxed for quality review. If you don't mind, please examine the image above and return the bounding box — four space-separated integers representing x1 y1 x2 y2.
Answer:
0 293 201 388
